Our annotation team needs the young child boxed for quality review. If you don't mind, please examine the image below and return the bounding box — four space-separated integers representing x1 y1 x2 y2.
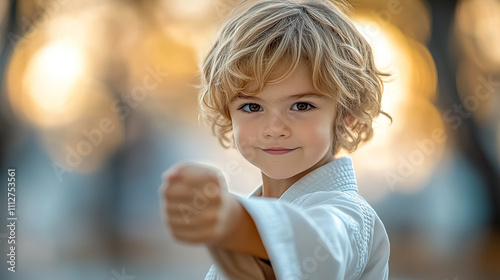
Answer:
159 0 391 279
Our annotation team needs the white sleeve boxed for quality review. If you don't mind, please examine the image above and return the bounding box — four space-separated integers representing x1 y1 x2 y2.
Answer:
236 194 365 280
205 193 389 280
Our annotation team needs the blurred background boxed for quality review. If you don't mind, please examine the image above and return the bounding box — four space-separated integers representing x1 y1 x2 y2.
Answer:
0 0 499 279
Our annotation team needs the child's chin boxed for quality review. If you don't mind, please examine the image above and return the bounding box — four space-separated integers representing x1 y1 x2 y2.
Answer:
262 169 295 180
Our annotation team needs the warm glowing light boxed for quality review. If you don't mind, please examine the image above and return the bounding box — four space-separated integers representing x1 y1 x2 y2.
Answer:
348 14 442 201
353 18 412 113
5 1 138 173
162 0 212 20
455 0 500 71
24 39 85 113
125 27 199 124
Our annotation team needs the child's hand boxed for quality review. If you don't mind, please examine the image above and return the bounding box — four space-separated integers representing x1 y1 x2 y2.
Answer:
159 162 240 245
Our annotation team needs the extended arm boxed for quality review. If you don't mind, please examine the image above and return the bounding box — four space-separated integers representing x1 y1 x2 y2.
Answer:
209 197 269 260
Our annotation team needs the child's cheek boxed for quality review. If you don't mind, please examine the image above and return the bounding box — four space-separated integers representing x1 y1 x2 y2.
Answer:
305 122 334 150
233 127 259 162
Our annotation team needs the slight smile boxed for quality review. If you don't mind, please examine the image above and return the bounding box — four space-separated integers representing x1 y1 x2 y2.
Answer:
261 147 298 155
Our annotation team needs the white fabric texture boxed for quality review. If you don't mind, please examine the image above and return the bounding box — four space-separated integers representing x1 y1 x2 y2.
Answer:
204 157 390 280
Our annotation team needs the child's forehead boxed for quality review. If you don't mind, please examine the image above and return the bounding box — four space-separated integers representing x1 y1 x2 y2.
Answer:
231 91 329 103
244 61 313 88
227 62 333 102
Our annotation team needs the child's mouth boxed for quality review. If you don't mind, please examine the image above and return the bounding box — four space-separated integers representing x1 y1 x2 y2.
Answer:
262 148 297 155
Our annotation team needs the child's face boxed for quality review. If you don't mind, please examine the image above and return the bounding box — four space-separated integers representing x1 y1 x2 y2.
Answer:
228 63 338 179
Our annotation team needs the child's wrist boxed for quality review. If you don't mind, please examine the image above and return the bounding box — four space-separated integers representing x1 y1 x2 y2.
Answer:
210 195 246 247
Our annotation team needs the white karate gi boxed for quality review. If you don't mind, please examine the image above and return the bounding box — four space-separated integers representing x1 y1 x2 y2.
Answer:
204 157 390 280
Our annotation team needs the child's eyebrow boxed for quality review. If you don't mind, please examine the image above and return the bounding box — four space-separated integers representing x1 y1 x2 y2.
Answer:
230 92 327 103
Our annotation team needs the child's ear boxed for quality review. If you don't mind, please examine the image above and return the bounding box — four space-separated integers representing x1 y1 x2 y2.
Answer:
343 113 356 128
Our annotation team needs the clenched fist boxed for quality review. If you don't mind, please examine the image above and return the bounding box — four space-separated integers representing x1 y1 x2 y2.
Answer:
159 162 241 245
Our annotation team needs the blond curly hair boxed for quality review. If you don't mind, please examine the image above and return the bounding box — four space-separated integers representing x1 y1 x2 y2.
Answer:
198 0 391 155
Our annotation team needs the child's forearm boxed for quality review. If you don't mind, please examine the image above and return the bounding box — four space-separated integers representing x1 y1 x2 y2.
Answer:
210 198 269 260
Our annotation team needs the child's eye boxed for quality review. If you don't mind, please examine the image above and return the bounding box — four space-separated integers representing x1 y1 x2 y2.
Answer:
238 103 262 113
238 102 316 113
291 102 316 111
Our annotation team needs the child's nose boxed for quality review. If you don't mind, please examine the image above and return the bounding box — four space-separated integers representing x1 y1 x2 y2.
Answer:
261 112 291 138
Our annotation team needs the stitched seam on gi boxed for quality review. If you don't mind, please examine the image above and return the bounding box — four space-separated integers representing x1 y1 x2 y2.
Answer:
343 192 373 280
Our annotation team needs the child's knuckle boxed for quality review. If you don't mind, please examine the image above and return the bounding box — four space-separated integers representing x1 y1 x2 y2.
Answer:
166 203 178 213
203 228 216 241
211 194 222 206
204 211 217 223
164 186 174 200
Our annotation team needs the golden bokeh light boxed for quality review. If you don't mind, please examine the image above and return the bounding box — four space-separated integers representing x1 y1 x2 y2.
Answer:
6 1 132 172
354 16 413 111
408 41 438 103
127 28 198 84
350 13 443 200
125 25 200 124
23 39 85 116
455 0 500 72
7 28 87 128
355 96 446 201
39 82 125 174
161 0 213 20
9 37 91 128
353 0 432 44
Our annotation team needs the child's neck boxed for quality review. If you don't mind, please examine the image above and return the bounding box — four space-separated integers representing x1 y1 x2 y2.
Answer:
260 154 336 198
